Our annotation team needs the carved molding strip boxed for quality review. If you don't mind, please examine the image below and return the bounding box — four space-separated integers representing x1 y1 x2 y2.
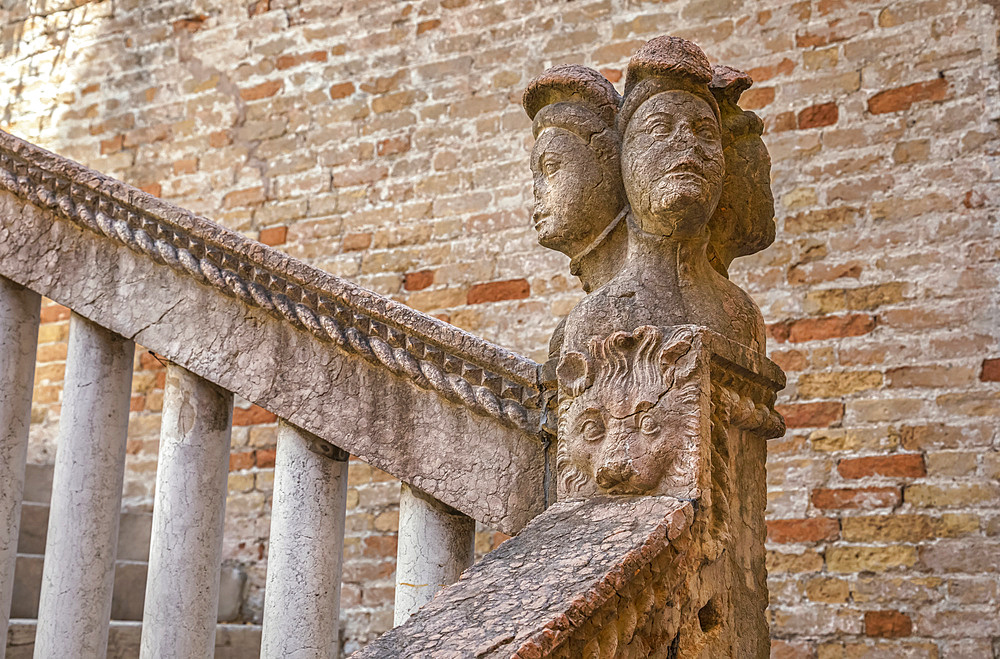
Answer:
0 130 544 436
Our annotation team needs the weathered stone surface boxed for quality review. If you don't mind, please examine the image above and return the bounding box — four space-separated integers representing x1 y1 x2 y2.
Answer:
560 37 770 359
0 277 39 648
0 135 548 534
356 496 695 659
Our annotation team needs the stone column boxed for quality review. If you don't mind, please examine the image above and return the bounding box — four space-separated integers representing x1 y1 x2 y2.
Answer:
393 484 476 626
261 422 349 659
139 364 233 659
34 312 134 659
0 277 40 657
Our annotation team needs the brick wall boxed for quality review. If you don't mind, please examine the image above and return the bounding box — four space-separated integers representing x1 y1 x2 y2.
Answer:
3 0 999 655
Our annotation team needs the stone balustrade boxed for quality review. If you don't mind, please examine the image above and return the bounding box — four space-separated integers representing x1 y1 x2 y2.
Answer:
0 127 553 658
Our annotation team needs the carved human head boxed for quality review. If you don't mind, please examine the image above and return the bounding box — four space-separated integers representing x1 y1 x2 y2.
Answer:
523 65 625 258
707 65 776 277
556 326 701 498
618 37 724 239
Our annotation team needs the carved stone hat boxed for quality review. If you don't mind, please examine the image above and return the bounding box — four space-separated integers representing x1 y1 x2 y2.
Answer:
619 35 720 132
522 64 621 131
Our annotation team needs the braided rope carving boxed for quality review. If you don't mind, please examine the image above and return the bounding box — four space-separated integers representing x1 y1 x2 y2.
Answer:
0 148 543 435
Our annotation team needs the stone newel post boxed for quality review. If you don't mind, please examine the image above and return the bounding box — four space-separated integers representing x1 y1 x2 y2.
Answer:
526 36 787 656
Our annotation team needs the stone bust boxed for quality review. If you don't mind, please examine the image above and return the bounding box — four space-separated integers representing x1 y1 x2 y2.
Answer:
522 65 628 296
707 65 776 278
535 36 776 499
560 36 766 363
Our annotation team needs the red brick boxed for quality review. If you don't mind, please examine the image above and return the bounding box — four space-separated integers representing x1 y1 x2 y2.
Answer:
377 135 411 157
223 187 265 208
208 130 231 148
276 50 328 70
172 15 207 33
746 58 795 83
838 454 926 479
811 487 901 510
232 404 277 426
417 19 441 35
740 86 775 110
100 134 123 154
255 449 276 468
775 402 843 428
599 68 622 83
467 279 530 305
39 304 70 324
229 451 255 471
139 351 166 370
864 610 912 638
797 102 838 129
329 82 355 100
129 395 145 412
172 158 197 175
868 78 949 115
240 80 282 101
139 183 161 197
981 358 1000 382
404 270 434 291
767 518 840 544
259 226 288 246
342 232 371 251
768 314 876 343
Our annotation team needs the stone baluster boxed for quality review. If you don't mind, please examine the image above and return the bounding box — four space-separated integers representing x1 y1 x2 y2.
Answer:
34 313 134 658
0 277 40 657
393 484 476 626
139 364 233 658
261 422 349 658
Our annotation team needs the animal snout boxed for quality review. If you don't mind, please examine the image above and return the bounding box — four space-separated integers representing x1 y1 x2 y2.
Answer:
595 460 639 491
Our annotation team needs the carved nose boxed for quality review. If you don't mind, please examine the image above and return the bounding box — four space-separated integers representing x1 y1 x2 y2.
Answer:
595 461 638 490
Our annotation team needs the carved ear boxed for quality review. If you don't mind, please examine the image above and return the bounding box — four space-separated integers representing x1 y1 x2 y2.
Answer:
658 328 694 372
557 351 593 397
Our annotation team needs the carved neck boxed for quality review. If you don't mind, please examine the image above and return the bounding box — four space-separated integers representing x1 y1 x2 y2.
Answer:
570 208 629 293
625 214 715 285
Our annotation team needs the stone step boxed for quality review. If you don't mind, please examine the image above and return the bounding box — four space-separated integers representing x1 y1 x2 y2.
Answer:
10 554 246 622
5 619 262 658
21 464 53 505
17 501 153 561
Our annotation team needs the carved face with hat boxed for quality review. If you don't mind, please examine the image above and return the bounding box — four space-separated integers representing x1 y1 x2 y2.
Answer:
522 65 626 262
618 37 725 240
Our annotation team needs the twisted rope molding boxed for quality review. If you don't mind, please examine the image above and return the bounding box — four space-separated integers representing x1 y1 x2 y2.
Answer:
0 142 546 436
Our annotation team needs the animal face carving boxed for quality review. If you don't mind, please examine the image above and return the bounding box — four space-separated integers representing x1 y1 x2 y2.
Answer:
556 326 702 498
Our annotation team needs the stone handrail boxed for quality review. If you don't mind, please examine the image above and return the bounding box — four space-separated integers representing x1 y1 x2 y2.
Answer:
0 128 551 535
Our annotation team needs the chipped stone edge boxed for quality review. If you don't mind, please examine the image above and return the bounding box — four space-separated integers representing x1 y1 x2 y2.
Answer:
510 498 695 658
0 129 545 436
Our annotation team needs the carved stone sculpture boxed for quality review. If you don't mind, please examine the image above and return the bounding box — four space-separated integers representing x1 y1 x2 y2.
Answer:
521 36 786 656
556 326 702 498
522 64 627 295
707 65 776 278
560 37 767 365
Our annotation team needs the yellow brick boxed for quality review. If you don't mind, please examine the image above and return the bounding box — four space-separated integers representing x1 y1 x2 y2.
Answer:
767 549 824 574
905 483 1000 508
841 515 936 543
826 545 917 572
797 371 882 398
805 576 850 603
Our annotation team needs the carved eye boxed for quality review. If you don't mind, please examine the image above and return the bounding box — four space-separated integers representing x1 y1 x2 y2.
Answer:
648 121 672 139
580 417 605 442
542 158 561 178
638 413 660 435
